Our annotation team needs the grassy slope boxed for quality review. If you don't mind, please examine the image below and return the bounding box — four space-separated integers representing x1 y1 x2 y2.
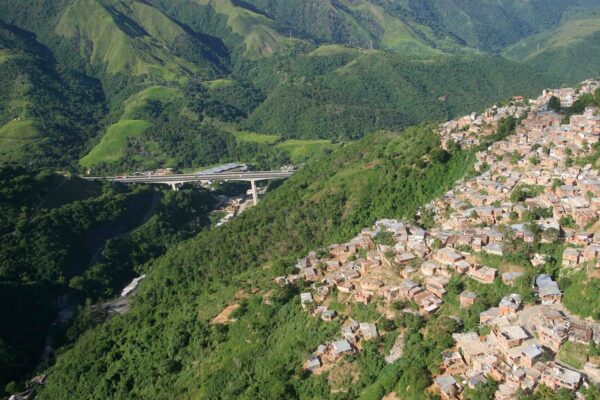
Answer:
194 0 300 58
0 48 12 62
504 14 600 82
55 0 217 80
232 131 337 163
338 0 441 56
121 86 182 118
0 120 40 160
80 120 151 167
80 86 181 167
205 79 235 90
276 139 337 163
233 131 278 144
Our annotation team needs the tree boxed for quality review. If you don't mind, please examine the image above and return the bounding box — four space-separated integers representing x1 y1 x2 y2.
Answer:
548 96 561 113
552 178 564 190
462 378 498 400
542 228 560 243
430 147 451 163
559 214 576 229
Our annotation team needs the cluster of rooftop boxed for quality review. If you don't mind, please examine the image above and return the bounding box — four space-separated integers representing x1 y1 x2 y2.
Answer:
274 80 600 398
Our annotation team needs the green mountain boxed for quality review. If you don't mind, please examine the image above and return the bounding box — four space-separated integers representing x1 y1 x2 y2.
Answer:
0 164 219 391
54 0 226 80
504 12 600 82
0 23 105 166
0 0 599 172
237 0 600 52
3 0 600 397
37 125 475 400
241 47 550 139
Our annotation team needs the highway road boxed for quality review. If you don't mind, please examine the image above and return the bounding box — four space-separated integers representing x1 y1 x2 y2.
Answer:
84 170 295 183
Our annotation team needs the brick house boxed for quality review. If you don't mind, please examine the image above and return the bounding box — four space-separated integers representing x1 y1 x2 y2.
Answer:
541 363 582 391
459 291 477 308
469 265 497 284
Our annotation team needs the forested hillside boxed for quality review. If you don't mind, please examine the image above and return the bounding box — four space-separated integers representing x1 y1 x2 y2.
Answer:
0 166 217 393
239 0 600 52
3 1 600 397
0 23 105 166
37 125 476 399
0 0 599 172
504 11 600 83
241 48 550 139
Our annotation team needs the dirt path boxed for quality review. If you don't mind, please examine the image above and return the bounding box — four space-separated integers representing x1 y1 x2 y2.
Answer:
211 304 239 324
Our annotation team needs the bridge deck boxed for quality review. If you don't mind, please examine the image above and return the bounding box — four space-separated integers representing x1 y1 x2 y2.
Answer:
85 170 294 183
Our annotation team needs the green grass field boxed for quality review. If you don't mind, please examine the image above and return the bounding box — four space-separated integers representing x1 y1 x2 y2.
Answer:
122 86 181 118
233 131 279 144
232 130 339 163
205 79 234 91
0 119 39 157
557 341 589 370
308 44 356 57
80 120 151 167
276 139 338 163
0 119 38 140
0 49 13 63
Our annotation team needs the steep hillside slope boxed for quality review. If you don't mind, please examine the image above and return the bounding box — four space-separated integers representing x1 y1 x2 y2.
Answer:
55 0 226 81
242 0 451 55
0 23 106 166
239 0 600 52
193 0 303 58
504 13 600 82
242 47 552 139
0 165 218 391
405 0 600 51
37 126 476 400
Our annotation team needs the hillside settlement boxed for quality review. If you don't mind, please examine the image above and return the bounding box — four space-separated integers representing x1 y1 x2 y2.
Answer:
276 80 600 399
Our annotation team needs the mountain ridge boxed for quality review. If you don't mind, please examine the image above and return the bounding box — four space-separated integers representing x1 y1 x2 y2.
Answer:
1 0 600 172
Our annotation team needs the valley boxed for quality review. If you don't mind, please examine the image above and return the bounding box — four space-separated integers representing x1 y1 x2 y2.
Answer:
2 1 600 399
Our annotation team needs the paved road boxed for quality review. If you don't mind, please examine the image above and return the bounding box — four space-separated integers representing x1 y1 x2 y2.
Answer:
84 170 295 183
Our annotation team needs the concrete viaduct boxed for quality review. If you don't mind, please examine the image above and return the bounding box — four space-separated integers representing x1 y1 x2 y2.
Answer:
84 170 295 205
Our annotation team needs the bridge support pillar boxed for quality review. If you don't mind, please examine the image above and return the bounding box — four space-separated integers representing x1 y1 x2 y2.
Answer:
250 180 258 206
169 182 181 191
